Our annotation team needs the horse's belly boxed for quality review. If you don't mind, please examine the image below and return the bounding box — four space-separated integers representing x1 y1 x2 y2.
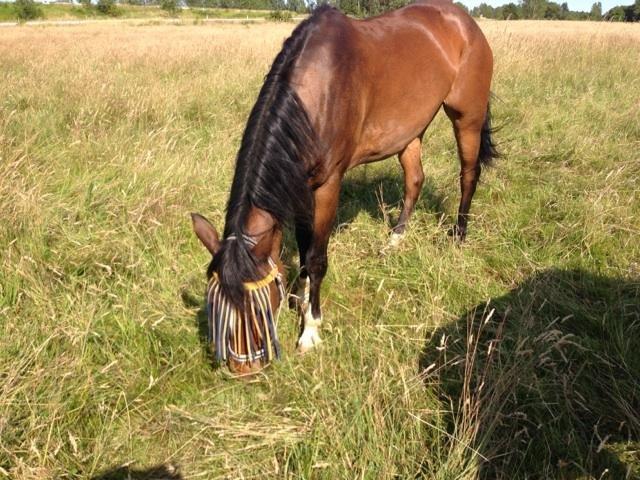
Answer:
351 91 445 166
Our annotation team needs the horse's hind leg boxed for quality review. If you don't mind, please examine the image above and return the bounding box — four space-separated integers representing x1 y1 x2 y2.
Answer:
443 103 486 241
444 37 494 241
388 137 424 248
396 138 425 236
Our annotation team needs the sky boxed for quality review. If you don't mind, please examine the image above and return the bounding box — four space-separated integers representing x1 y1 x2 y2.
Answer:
457 0 623 12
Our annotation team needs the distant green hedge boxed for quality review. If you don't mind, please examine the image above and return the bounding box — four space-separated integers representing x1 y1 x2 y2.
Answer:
268 9 292 21
96 0 122 16
14 0 44 21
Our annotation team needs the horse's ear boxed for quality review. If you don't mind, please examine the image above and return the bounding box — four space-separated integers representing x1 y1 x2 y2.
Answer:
191 213 220 255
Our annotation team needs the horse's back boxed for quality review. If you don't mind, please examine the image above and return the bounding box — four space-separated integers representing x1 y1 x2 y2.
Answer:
292 3 493 170
302 1 489 76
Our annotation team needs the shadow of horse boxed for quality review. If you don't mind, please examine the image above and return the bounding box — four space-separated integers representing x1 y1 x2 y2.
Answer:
419 268 640 479
181 287 219 369
91 464 182 480
336 166 447 232
276 167 448 286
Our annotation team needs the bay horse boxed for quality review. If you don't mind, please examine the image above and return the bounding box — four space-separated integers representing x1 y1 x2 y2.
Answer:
192 1 498 375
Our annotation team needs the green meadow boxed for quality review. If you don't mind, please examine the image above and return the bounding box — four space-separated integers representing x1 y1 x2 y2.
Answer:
0 19 639 479
0 3 274 22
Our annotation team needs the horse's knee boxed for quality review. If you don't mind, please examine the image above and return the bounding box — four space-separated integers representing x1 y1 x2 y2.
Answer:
409 171 424 192
307 252 328 280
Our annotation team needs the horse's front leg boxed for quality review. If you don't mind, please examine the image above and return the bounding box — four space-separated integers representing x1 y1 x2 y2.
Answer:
291 222 312 310
297 176 340 353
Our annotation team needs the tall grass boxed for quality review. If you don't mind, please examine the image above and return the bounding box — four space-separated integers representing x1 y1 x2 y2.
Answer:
0 20 639 479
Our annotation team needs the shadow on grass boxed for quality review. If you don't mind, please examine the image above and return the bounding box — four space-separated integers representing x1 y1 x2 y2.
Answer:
336 168 447 231
181 289 212 364
419 268 640 479
91 464 182 480
276 167 449 288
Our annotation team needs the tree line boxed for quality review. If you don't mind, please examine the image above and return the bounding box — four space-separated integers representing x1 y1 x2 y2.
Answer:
121 0 640 21
463 0 640 20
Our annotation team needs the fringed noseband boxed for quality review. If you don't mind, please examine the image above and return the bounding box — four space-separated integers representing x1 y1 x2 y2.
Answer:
206 253 285 365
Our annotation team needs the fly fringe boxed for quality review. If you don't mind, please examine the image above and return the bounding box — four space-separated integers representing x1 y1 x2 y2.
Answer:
206 260 284 365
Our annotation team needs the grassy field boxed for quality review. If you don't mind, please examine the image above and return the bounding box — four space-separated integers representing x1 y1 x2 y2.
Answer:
0 3 276 22
1 18 639 480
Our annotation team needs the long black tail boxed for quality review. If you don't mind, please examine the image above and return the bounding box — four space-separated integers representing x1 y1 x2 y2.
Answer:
478 101 500 166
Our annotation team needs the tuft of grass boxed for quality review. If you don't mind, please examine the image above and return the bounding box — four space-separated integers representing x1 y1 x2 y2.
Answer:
0 19 639 479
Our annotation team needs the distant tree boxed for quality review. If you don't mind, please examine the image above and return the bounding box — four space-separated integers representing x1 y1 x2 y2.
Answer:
472 2 496 17
544 1 561 18
14 0 43 21
454 1 469 13
253 0 640 21
482 2 496 16
96 0 120 15
604 3 637 21
339 0 361 15
161 0 179 14
502 1 520 18
521 0 548 18
605 4 625 19
533 0 549 18
360 0 382 15
287 0 306 12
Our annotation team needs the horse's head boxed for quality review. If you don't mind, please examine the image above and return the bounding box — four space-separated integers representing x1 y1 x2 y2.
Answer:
191 213 285 376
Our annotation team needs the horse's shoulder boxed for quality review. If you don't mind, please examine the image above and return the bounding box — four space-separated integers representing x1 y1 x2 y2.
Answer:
398 0 476 24
302 7 358 52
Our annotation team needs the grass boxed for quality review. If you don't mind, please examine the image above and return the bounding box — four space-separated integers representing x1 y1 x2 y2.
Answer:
0 3 276 22
1 18 639 479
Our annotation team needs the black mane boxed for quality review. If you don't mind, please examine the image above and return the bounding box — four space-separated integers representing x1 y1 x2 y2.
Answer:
211 6 334 307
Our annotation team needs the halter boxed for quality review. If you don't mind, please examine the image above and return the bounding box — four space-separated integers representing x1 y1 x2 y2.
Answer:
206 234 285 365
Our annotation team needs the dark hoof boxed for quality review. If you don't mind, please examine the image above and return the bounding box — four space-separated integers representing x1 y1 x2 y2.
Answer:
448 225 466 242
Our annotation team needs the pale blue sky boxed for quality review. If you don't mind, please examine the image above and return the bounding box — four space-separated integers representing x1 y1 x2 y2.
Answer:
458 0 623 12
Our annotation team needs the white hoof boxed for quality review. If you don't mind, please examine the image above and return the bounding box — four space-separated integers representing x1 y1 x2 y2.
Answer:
380 232 405 255
388 232 405 248
297 326 322 354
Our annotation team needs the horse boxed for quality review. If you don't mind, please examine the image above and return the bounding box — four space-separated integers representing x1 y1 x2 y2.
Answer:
192 1 499 375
